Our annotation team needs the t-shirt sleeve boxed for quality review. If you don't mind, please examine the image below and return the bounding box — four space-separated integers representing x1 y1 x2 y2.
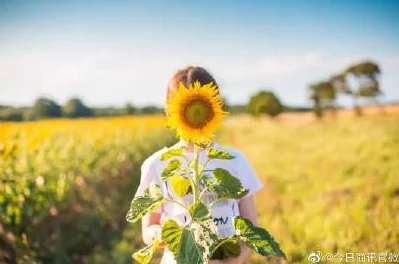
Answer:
236 153 264 198
134 157 164 214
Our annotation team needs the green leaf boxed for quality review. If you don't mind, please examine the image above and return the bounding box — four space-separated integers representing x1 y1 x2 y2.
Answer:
204 168 248 199
161 147 186 161
132 239 161 264
233 216 286 258
207 148 236 160
170 175 191 197
211 239 241 260
162 219 183 258
189 202 210 220
126 185 165 223
161 159 182 180
178 220 219 264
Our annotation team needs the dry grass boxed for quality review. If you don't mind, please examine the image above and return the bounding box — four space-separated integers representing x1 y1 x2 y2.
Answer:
218 113 399 263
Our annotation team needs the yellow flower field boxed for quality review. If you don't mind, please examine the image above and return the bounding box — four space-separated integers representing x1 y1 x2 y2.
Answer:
1 113 398 263
0 115 174 263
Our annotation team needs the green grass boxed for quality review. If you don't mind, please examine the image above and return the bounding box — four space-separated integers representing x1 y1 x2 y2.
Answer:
218 114 399 263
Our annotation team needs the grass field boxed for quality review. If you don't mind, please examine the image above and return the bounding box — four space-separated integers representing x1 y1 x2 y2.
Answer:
218 113 399 263
1 112 398 263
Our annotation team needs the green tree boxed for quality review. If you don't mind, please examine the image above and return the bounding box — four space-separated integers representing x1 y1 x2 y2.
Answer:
309 81 337 118
63 98 93 118
309 84 323 118
344 61 382 115
0 107 23 121
248 91 283 118
330 73 350 94
32 97 62 119
319 81 337 116
123 103 137 115
140 106 162 115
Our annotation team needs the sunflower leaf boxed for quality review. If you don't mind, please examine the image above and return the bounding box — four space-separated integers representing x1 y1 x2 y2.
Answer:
162 219 183 258
161 159 182 180
161 147 186 161
178 220 219 264
126 185 165 223
211 239 241 260
233 216 286 258
169 175 191 197
204 168 248 199
132 239 161 264
207 148 236 160
189 202 210 220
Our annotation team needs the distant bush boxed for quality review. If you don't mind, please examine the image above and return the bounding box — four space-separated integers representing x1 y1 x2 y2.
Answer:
33 97 62 119
0 107 24 121
248 90 284 118
123 103 137 115
63 98 93 118
139 105 163 115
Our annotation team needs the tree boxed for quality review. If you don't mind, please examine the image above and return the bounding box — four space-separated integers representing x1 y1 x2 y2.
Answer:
140 106 162 115
318 81 337 116
123 103 137 115
0 107 23 121
309 84 323 118
330 73 350 94
248 91 283 118
344 61 382 115
33 97 62 119
309 80 338 118
63 98 93 118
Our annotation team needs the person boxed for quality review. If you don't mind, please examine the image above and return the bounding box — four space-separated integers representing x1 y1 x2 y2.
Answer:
135 66 264 264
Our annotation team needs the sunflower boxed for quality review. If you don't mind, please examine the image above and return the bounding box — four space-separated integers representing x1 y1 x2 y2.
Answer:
165 81 228 145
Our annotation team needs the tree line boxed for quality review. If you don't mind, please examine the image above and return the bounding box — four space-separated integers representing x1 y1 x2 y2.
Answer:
0 98 164 121
0 95 308 122
1 60 381 122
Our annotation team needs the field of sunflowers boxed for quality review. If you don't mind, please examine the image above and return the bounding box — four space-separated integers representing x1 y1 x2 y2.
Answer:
1 113 398 264
0 116 175 263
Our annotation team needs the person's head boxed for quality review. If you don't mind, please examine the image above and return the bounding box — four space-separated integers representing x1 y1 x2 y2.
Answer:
166 66 219 102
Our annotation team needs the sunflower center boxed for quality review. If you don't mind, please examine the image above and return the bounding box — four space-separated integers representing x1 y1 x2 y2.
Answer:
181 98 215 129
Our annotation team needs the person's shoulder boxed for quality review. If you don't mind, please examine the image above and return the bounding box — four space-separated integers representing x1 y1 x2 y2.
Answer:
141 141 181 170
141 147 169 170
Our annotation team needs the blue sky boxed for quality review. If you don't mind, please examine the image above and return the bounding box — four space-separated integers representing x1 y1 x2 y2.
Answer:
1 0 398 107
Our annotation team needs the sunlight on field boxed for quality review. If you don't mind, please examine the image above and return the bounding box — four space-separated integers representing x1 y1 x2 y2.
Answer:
1 114 398 263
0 116 167 154
218 114 399 264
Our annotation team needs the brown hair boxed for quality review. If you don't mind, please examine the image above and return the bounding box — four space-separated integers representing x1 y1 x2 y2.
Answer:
167 66 219 100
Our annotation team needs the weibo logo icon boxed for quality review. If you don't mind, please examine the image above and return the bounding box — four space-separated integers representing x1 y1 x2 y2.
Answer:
308 251 322 263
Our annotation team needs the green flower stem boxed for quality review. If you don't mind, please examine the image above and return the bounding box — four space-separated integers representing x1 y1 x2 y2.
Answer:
193 144 200 204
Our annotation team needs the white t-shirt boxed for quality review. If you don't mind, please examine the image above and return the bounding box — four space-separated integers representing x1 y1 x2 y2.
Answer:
134 140 263 264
